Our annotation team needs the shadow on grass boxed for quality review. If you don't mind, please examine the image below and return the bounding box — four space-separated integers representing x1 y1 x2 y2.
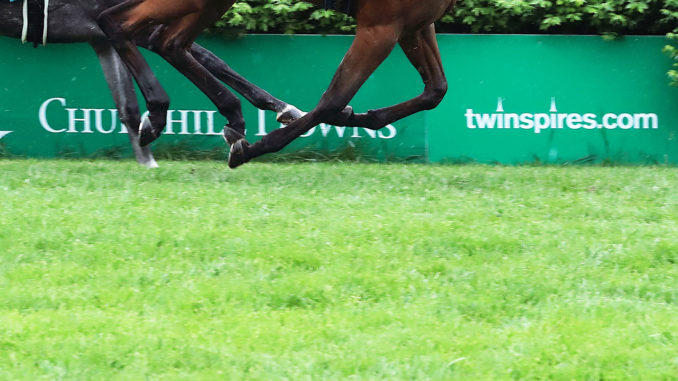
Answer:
1 141 673 167
150 140 426 164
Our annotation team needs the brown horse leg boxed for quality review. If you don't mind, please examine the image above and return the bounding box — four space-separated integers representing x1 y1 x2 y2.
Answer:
98 1 171 146
189 44 304 124
149 22 247 144
228 25 400 168
326 24 447 129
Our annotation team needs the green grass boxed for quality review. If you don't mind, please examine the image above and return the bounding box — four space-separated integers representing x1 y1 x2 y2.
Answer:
1 159 677 380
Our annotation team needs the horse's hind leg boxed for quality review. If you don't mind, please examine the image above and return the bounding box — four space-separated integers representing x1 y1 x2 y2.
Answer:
91 41 158 168
98 1 171 146
148 19 248 144
326 23 447 129
189 44 305 124
228 24 400 168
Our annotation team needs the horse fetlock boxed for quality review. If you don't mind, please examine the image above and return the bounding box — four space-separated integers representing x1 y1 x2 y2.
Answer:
226 117 246 134
363 109 392 130
322 105 354 126
223 126 246 145
337 105 355 124
138 117 161 146
145 107 168 130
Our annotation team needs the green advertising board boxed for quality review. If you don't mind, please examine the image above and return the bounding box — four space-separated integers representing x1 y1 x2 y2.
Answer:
0 35 426 162
1 34 676 164
429 35 678 164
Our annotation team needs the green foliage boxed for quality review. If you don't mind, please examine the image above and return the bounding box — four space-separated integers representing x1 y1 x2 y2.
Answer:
206 0 678 87
664 32 678 85
208 0 677 36
445 0 672 34
662 0 678 85
211 0 355 35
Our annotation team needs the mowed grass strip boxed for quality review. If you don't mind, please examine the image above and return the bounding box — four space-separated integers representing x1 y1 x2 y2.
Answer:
0 160 677 380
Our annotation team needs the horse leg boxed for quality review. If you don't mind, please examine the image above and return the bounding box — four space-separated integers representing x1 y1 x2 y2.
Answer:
148 20 247 145
325 24 447 129
189 44 305 124
97 0 171 146
228 25 400 168
91 41 158 168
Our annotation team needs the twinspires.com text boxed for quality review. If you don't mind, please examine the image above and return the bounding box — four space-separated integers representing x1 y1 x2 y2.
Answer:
465 99 658 134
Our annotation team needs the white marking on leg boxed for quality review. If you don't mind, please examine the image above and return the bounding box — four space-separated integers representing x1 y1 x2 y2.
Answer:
276 105 306 123
42 0 49 45
145 157 159 169
276 105 292 121
21 0 28 43
138 115 150 134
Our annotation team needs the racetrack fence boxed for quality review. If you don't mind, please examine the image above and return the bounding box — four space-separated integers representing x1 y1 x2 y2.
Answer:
1 34 677 164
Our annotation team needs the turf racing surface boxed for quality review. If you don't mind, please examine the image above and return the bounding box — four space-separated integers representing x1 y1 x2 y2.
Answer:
1 160 677 379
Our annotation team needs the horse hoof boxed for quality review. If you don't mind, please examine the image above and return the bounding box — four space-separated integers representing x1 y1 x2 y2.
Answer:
138 117 159 146
143 158 159 169
223 126 246 145
228 139 251 169
135 152 159 168
276 105 306 125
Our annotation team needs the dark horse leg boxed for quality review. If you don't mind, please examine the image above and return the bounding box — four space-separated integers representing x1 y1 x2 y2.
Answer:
327 24 447 130
98 0 272 146
148 19 251 145
132 35 305 135
91 40 158 168
228 20 449 168
189 44 304 124
97 0 172 146
227 22 399 167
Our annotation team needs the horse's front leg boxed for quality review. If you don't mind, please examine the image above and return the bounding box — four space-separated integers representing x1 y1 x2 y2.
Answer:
228 24 400 168
91 40 158 168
